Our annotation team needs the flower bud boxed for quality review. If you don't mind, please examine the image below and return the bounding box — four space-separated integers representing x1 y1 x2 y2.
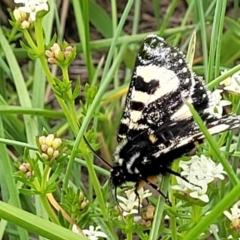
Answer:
45 50 54 58
52 138 62 149
45 134 54 147
41 153 49 160
41 144 48 152
79 191 84 202
39 136 46 145
19 163 28 172
80 200 89 210
52 150 59 159
21 20 31 29
13 8 32 29
47 147 54 156
25 171 33 178
13 8 27 21
47 58 57 63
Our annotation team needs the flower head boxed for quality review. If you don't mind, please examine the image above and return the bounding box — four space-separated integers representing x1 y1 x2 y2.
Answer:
117 189 152 217
38 134 62 161
45 42 76 66
19 162 34 178
117 190 139 217
13 8 33 29
224 201 240 232
172 155 226 202
14 0 49 21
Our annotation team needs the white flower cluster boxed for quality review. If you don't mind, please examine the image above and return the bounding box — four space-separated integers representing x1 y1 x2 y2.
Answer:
14 0 48 22
172 155 226 203
117 188 152 217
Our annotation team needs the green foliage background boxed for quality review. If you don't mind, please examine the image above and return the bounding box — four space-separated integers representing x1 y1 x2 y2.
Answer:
0 0 240 240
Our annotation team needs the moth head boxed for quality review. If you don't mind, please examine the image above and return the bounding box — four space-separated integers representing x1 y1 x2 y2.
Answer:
110 165 126 188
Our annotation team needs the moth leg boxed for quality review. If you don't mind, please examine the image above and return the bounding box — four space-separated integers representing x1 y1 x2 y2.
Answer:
135 180 172 206
145 180 172 206
133 182 142 212
164 167 201 188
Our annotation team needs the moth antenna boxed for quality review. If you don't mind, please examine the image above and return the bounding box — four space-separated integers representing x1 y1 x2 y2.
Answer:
83 135 112 169
112 186 127 218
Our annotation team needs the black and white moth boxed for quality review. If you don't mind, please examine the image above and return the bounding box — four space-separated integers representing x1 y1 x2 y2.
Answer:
86 34 240 200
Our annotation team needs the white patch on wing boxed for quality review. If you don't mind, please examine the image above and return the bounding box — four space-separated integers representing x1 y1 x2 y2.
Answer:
128 66 180 125
136 65 180 85
130 110 142 123
207 124 230 135
117 134 126 139
131 91 149 105
171 100 192 121
121 117 130 125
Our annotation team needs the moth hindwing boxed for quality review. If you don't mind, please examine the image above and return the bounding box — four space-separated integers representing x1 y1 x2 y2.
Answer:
110 34 240 197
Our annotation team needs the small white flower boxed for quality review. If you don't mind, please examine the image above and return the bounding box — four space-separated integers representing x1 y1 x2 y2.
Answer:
221 70 240 94
188 181 209 203
80 225 107 240
134 188 152 203
14 0 48 21
224 200 240 221
172 176 209 203
117 191 139 217
117 189 152 217
208 89 231 117
224 201 240 231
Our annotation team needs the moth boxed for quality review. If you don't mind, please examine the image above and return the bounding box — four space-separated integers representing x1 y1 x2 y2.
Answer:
86 34 240 201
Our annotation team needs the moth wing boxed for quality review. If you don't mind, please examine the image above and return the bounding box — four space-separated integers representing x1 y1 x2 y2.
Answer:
117 35 210 143
149 115 240 160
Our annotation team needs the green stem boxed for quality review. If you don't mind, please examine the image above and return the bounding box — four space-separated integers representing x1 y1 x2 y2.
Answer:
23 30 39 54
149 175 170 240
170 162 178 240
191 204 202 223
126 216 133 240
33 177 41 192
84 153 108 216
41 165 50 190
38 56 78 134
31 17 79 134
39 165 59 224
34 18 45 53
40 194 60 225
62 66 78 129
